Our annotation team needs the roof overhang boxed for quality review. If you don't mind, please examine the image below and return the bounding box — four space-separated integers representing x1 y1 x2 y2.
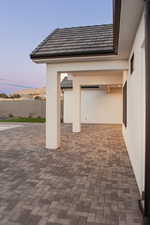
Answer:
118 0 144 59
31 0 144 64
31 49 115 60
31 0 121 63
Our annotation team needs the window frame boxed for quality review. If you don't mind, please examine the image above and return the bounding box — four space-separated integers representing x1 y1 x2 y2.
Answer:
123 81 127 127
130 53 134 74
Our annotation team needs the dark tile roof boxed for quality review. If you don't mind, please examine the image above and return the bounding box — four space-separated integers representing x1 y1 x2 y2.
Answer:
31 24 113 59
61 77 99 89
61 77 73 89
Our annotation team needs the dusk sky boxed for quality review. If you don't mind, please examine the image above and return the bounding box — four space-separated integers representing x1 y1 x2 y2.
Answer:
0 0 112 94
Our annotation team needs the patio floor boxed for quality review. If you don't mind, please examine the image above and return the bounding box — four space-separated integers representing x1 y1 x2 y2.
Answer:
0 123 142 225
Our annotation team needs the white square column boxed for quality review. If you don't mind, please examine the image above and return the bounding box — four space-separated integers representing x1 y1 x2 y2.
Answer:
72 77 81 132
46 65 60 149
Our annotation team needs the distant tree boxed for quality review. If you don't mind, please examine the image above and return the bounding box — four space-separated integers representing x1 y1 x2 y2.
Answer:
9 94 21 99
0 93 8 98
34 96 42 100
8 113 14 118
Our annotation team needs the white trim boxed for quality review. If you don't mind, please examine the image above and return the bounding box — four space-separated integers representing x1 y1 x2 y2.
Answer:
47 60 128 73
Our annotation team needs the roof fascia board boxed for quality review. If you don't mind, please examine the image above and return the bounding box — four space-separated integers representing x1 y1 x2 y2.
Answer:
32 54 125 64
113 0 122 54
31 49 114 60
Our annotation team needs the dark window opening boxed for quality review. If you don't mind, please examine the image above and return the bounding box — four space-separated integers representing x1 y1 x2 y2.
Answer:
130 53 134 74
123 81 127 127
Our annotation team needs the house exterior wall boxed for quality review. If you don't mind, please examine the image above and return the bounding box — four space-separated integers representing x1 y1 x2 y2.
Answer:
122 14 145 194
64 88 122 124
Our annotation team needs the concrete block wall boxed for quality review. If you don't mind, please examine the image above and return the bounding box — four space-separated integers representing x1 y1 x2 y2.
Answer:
0 100 46 118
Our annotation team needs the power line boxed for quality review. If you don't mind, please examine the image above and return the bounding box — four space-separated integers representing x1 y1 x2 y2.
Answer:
0 77 31 84
0 82 34 89
0 78 35 88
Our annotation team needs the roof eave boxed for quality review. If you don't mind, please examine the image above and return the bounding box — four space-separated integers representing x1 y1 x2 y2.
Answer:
30 49 115 60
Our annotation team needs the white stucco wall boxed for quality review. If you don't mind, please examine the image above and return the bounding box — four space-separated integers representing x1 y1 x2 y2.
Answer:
122 14 145 194
64 88 122 124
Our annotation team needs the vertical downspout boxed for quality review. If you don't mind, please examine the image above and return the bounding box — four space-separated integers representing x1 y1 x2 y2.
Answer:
144 0 150 223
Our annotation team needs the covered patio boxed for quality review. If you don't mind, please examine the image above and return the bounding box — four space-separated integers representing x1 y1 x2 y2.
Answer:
0 123 142 225
28 0 149 222
30 22 128 150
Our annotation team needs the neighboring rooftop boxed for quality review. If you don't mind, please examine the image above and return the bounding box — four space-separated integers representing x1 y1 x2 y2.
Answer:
14 87 46 96
31 24 113 59
61 77 99 89
61 77 73 89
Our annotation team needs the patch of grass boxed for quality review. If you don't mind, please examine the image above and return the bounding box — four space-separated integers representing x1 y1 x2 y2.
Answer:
0 117 46 123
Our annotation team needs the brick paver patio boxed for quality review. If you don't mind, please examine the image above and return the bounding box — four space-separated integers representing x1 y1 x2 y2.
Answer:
0 123 142 225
